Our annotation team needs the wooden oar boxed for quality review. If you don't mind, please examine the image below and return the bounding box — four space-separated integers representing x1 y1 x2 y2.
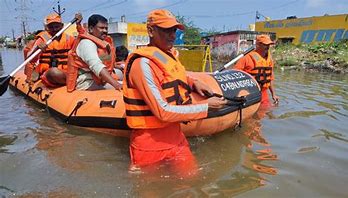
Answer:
213 46 255 74
0 17 78 96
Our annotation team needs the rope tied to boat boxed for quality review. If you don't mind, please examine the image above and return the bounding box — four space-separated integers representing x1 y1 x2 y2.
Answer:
225 96 246 128
26 86 50 102
65 98 88 124
204 91 246 127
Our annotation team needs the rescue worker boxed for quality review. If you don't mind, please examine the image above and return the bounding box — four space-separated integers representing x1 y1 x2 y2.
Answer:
26 13 83 87
66 14 122 91
23 30 43 59
234 34 279 106
123 9 227 176
23 30 43 78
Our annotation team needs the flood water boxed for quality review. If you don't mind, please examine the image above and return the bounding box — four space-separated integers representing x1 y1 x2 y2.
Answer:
1 48 348 197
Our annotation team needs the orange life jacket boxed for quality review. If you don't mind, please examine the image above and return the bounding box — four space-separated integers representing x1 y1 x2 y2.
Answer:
35 31 73 74
123 46 192 129
23 40 35 59
23 40 36 77
248 51 273 88
66 33 115 92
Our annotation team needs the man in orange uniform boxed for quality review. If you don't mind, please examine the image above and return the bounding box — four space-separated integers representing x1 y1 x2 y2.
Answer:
26 13 83 87
66 14 121 91
23 30 43 77
123 9 227 176
234 34 279 107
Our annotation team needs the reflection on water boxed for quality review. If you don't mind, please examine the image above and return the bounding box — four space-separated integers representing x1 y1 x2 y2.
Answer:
1 49 348 197
313 129 348 143
0 135 17 153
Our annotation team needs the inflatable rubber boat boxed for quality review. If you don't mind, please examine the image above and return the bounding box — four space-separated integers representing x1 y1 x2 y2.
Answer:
9 69 261 137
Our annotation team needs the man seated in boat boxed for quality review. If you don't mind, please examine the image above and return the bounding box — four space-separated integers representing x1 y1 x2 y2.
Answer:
25 13 83 87
114 45 129 81
66 14 122 91
233 34 279 107
123 9 227 176
23 30 43 77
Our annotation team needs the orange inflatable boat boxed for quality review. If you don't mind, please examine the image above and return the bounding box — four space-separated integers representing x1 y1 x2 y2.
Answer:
9 69 261 137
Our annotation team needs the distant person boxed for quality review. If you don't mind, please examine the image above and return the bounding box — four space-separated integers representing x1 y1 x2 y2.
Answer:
114 45 129 80
234 34 279 107
25 13 83 87
123 9 227 176
66 14 122 91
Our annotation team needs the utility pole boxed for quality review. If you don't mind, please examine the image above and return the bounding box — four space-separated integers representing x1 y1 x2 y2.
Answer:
53 0 65 16
12 29 15 41
15 0 33 43
22 21 26 38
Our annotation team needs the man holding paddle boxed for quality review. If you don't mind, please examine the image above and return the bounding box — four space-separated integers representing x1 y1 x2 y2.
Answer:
25 12 83 88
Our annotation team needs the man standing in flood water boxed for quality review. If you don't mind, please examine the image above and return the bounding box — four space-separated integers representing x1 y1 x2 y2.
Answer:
123 9 227 176
234 34 279 107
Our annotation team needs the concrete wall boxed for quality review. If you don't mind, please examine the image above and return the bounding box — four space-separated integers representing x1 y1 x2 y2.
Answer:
208 33 239 60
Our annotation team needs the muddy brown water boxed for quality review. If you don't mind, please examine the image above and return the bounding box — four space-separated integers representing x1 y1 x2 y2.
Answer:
1 48 347 197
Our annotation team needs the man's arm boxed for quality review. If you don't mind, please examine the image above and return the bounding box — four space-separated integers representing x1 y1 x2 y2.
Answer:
269 60 279 103
129 58 208 122
27 37 45 63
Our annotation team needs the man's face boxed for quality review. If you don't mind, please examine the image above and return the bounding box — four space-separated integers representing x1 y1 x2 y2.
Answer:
46 22 63 36
149 26 177 52
90 21 108 40
256 42 271 56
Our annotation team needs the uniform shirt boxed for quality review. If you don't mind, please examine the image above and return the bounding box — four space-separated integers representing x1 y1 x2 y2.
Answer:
128 56 208 150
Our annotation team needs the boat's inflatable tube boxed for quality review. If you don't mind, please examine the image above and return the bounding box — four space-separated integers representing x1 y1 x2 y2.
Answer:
9 69 261 136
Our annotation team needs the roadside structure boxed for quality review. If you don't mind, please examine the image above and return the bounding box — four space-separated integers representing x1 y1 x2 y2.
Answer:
256 13 348 44
201 31 275 62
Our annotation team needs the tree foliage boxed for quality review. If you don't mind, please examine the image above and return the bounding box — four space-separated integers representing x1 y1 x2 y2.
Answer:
176 15 201 45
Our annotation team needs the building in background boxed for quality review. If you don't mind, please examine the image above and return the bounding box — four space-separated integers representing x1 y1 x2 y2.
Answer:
201 31 275 62
256 14 348 44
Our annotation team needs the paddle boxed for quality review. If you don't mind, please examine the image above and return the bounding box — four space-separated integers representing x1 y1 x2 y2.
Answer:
0 17 78 96
213 46 255 74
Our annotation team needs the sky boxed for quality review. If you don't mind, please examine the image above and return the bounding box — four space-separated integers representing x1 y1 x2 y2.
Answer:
0 0 347 37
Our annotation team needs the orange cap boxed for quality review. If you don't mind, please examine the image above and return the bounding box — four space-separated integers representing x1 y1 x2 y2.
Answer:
256 34 274 45
44 13 62 25
147 9 185 30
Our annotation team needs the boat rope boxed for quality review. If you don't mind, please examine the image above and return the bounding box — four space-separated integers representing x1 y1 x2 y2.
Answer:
25 86 51 111
25 86 50 102
226 96 246 128
14 78 18 88
65 98 88 124
204 91 247 127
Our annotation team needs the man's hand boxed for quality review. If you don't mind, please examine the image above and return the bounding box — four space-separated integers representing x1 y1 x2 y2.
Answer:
192 80 213 97
113 81 123 91
207 96 227 110
272 94 279 105
37 42 47 51
75 12 83 24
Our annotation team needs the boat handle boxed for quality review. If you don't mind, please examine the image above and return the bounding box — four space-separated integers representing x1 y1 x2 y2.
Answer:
100 100 117 108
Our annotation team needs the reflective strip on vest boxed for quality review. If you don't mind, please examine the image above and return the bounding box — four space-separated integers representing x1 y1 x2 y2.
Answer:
123 49 206 129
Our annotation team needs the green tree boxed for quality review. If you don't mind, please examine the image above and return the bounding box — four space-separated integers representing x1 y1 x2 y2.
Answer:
0 36 6 44
203 27 221 37
176 15 201 45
